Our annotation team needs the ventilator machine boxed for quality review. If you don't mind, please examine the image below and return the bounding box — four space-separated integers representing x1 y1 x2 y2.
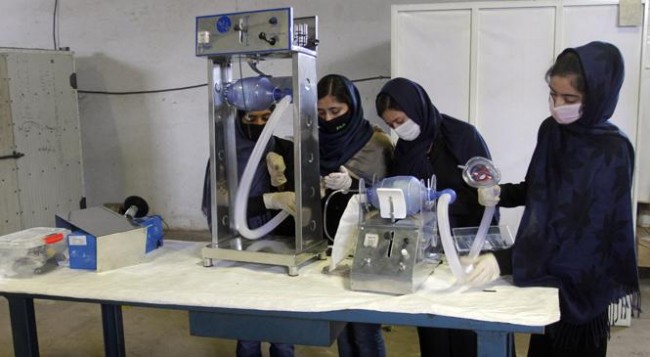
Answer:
349 157 511 294
195 8 325 276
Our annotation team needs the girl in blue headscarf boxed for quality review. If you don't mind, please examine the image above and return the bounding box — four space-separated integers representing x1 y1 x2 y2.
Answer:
201 107 296 234
201 106 296 357
318 74 393 357
376 77 495 357
473 41 641 356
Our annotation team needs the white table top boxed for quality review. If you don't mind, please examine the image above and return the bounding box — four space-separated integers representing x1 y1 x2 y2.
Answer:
0 240 559 327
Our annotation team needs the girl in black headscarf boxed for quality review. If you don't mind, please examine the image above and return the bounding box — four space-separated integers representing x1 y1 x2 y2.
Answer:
376 77 494 357
318 74 394 237
473 41 641 356
318 74 393 357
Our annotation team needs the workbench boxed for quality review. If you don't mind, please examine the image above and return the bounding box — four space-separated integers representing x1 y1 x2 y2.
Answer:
0 240 559 356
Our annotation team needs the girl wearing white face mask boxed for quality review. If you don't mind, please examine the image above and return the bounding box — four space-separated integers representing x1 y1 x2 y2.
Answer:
474 42 640 357
547 59 585 125
376 77 496 357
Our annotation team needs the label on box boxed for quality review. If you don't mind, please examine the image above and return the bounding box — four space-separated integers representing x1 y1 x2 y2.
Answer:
69 235 87 246
363 233 379 248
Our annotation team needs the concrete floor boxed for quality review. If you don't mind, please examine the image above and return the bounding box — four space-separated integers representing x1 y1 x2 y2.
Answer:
1 232 649 356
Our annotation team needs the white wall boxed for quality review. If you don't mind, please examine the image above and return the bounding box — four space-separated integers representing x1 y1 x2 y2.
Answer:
0 0 434 230
1 0 648 230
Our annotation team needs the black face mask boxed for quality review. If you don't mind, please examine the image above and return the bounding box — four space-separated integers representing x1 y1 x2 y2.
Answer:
319 111 352 133
243 123 265 141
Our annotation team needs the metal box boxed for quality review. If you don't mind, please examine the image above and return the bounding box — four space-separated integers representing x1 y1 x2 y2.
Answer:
350 216 437 295
56 206 147 272
0 48 83 235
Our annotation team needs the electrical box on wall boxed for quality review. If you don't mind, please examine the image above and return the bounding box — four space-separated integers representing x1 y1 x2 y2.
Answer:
0 48 84 235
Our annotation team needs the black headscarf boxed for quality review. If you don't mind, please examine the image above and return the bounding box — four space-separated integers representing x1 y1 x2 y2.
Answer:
377 77 491 179
318 75 374 175
512 42 640 326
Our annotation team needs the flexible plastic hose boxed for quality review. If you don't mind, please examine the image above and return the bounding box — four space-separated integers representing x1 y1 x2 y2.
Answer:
437 192 466 281
234 96 292 239
466 206 495 264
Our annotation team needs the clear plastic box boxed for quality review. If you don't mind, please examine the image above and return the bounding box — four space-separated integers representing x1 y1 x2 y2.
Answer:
0 227 70 278
452 225 514 254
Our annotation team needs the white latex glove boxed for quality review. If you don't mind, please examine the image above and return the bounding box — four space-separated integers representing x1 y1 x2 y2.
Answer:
461 253 500 286
263 192 296 216
266 152 287 188
323 166 352 191
478 185 501 207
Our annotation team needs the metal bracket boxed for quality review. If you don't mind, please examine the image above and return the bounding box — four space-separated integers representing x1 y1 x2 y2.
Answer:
0 151 25 160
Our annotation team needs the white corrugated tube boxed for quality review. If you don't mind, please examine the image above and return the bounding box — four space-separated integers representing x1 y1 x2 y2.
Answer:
233 96 292 239
437 192 466 281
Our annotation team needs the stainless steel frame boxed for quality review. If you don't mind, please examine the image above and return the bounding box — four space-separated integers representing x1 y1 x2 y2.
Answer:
196 8 326 275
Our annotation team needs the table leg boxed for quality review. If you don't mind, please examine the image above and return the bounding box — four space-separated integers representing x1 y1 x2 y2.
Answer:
7 295 39 357
101 303 126 357
476 330 513 357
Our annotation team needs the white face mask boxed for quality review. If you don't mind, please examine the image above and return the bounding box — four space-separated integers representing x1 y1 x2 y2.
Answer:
549 96 582 125
394 118 421 141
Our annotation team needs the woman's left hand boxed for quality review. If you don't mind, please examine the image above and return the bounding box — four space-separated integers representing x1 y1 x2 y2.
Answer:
323 166 352 191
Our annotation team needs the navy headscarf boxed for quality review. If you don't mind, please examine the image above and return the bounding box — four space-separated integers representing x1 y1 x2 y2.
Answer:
318 75 374 175
512 42 640 326
201 111 273 230
377 77 491 179
235 111 273 197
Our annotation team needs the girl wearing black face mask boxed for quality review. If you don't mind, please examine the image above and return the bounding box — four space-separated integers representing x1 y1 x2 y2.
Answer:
201 105 296 357
202 105 295 231
317 74 394 357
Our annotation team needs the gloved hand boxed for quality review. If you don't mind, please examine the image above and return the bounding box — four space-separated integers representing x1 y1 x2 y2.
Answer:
323 166 352 191
461 253 500 286
478 185 501 207
266 152 287 188
263 192 296 216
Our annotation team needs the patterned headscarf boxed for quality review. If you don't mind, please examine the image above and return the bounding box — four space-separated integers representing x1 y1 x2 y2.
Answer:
512 42 640 327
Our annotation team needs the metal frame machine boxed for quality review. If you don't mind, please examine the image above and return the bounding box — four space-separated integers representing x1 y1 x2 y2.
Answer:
195 8 326 276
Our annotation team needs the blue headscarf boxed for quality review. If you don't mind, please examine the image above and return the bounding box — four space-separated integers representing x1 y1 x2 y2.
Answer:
201 111 274 230
512 42 640 327
318 74 374 175
234 110 272 197
377 77 491 179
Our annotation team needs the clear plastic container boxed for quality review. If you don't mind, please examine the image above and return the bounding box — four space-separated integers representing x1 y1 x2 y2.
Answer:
452 225 513 254
0 227 70 278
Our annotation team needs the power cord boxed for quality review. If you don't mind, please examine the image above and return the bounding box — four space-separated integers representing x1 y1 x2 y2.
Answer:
78 83 208 95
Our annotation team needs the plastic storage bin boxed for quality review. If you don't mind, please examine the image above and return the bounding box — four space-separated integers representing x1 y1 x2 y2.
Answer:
0 227 70 278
